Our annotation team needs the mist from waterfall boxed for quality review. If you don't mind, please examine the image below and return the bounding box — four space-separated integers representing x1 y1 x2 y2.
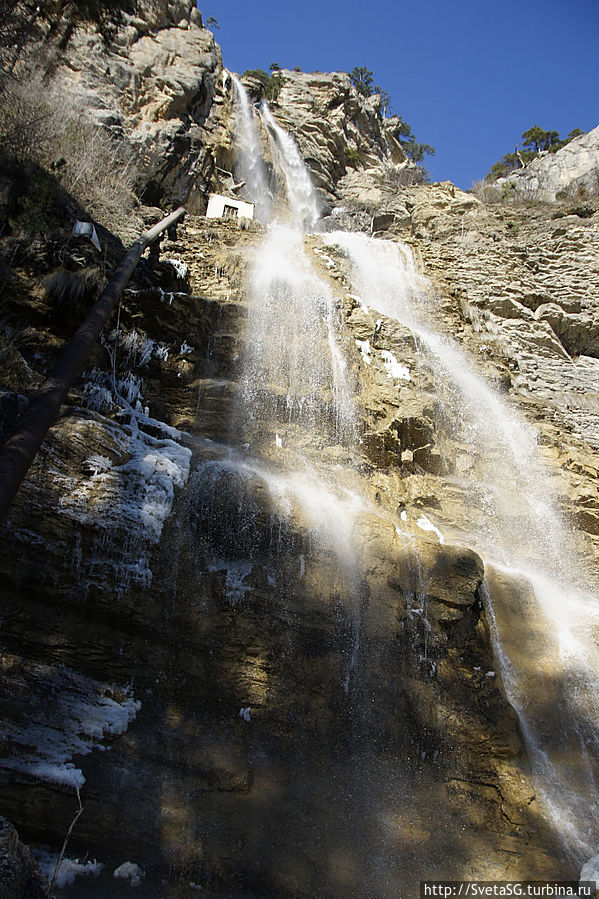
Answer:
322 229 599 861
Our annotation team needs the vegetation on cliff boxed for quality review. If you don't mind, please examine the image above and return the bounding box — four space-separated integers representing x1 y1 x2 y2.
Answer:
485 124 585 181
349 65 435 168
0 1 140 240
0 0 145 415
241 67 283 101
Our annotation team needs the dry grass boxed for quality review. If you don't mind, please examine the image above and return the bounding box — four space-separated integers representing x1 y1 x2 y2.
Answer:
0 73 140 236
0 318 36 390
44 267 106 316
379 159 428 187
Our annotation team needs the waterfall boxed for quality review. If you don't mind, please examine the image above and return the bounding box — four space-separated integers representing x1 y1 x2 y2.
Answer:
223 74 599 871
240 224 355 449
227 81 355 453
259 101 320 230
322 229 599 861
321 232 570 573
217 78 363 691
229 73 272 222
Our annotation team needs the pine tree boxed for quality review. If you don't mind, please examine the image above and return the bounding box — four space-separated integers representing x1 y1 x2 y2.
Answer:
349 67 374 97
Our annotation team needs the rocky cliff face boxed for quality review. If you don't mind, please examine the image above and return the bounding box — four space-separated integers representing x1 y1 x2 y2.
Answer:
39 5 410 219
240 68 408 208
43 5 417 220
0 213 567 896
386 183 599 558
45 0 228 212
1 8 599 897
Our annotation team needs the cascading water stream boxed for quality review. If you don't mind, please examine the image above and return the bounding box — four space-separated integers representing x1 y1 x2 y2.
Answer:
222 79 363 691
240 224 355 450
322 233 568 572
322 230 599 862
229 72 272 222
259 102 320 231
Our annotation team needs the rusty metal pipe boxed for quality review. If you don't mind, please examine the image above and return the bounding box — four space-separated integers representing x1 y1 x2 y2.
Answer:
0 206 186 520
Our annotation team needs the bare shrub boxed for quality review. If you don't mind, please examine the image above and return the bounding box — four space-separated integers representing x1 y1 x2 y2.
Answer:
0 76 55 161
471 179 504 203
0 73 140 235
380 159 428 187
56 119 140 235
44 267 105 313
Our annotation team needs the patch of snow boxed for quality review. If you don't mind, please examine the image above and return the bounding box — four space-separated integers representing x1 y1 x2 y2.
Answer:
400 510 408 522
266 567 276 587
239 707 251 722
355 338 372 365
158 289 187 305
1 662 140 789
67 369 192 594
112 330 170 368
209 558 253 604
380 349 411 381
83 369 145 414
275 434 283 448
83 454 113 476
581 853 599 885
34 850 103 889
61 424 191 545
114 861 144 887
346 292 369 313
416 515 445 544
83 382 114 414
164 258 188 280
180 341 194 355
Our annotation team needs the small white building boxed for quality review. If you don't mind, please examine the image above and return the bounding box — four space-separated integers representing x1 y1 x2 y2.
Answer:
206 194 254 220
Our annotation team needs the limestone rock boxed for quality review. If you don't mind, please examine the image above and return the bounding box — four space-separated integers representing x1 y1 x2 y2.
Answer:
0 206 574 892
254 69 406 205
47 0 227 211
534 302 599 357
2 39 597 888
408 181 480 238
498 125 599 201
410 178 599 565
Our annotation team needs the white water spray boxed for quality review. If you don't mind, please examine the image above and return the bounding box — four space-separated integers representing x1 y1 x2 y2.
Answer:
241 224 354 447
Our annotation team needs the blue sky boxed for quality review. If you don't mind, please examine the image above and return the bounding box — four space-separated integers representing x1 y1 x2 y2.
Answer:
200 0 599 190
